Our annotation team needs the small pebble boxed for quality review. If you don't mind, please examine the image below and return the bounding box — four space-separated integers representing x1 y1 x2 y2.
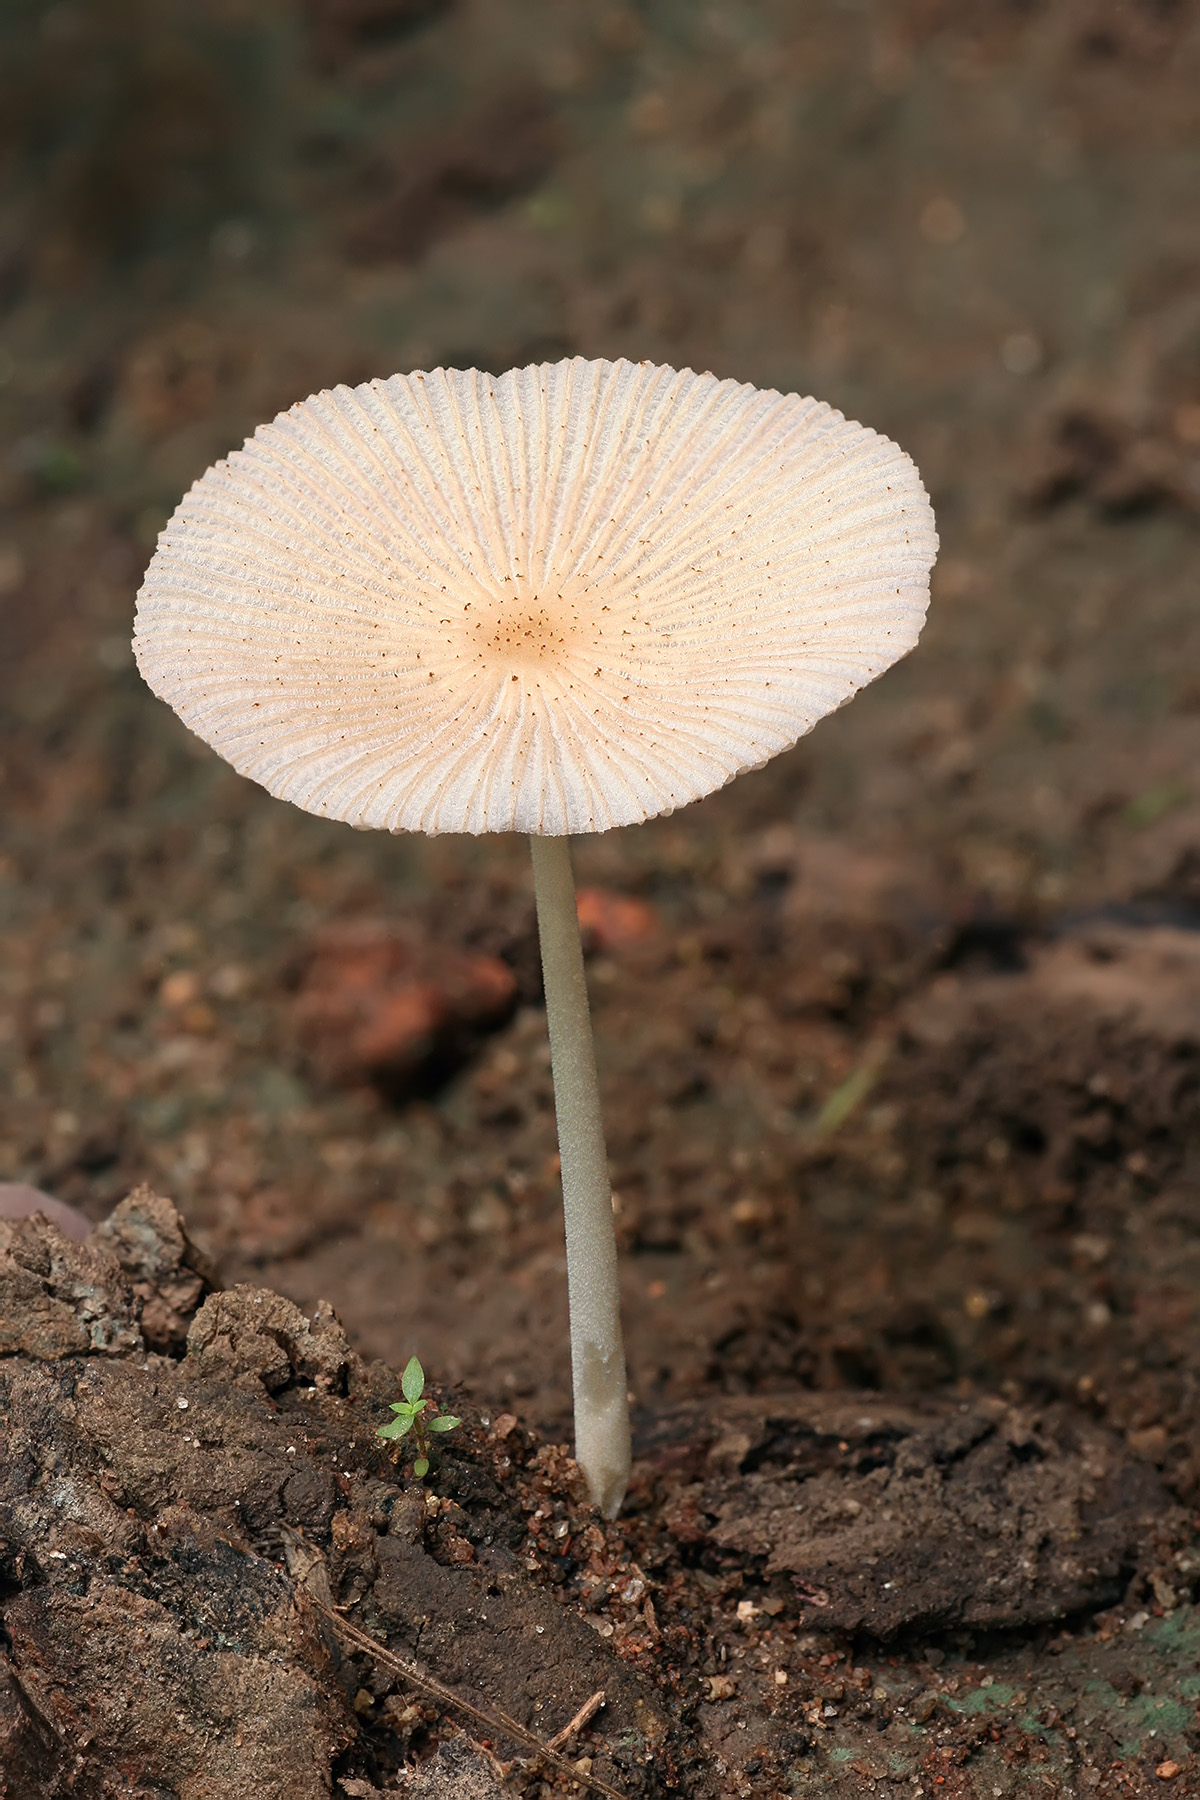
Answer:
0 1183 91 1241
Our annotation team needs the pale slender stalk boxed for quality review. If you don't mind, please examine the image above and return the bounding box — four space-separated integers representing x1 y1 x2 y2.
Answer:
529 833 630 1517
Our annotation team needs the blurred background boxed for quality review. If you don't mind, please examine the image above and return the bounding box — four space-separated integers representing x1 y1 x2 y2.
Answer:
1 1 1199 1451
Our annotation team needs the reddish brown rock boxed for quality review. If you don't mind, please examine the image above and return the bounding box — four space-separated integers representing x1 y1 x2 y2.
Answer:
576 886 659 953
293 921 517 1092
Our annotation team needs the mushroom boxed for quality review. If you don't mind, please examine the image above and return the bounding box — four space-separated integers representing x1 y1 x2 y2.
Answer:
133 357 937 1516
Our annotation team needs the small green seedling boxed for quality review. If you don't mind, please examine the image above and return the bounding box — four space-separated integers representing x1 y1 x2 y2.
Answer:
377 1356 462 1479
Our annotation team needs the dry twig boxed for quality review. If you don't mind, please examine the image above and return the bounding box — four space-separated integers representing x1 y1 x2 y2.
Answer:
312 1602 626 1799
546 1689 607 1752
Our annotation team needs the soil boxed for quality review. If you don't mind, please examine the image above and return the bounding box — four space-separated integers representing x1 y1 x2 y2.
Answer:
0 1195 1194 1799
2 2 1200 1795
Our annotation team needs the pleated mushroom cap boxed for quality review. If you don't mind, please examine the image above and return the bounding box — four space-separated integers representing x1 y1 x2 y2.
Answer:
134 358 937 835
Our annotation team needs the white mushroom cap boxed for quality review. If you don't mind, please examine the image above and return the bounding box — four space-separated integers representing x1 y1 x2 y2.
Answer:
134 358 937 836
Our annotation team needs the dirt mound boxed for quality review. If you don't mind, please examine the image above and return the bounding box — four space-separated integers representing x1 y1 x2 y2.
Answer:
0 1195 1189 1796
638 1391 1172 1638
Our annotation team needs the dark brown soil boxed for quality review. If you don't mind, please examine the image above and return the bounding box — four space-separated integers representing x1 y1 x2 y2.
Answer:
0 1194 1193 1797
3 2 1200 1795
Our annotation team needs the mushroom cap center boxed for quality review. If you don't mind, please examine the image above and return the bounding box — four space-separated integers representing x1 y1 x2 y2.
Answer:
466 586 598 675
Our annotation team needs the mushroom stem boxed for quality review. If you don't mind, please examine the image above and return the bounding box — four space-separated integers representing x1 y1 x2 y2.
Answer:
529 833 631 1517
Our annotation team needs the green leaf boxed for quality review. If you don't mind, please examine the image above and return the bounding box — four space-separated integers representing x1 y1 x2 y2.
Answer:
413 1455 429 1479
389 1400 416 1416
401 1356 425 1404
377 1414 414 1440
428 1415 462 1433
